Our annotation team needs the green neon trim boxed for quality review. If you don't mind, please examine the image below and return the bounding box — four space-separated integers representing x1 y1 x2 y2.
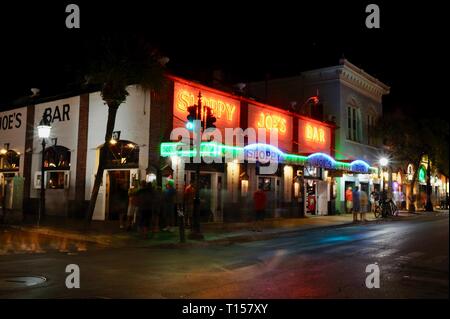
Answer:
160 142 374 173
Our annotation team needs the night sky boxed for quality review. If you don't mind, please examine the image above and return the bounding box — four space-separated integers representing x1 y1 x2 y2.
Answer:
0 1 445 116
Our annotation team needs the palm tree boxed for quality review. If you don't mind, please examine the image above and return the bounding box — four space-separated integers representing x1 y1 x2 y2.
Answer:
83 34 167 223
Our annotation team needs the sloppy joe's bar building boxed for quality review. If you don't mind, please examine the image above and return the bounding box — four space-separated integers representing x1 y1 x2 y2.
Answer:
1 75 377 222
161 76 377 222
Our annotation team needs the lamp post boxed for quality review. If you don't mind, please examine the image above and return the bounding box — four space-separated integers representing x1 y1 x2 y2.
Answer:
295 168 305 218
188 93 204 240
37 115 51 227
379 157 392 195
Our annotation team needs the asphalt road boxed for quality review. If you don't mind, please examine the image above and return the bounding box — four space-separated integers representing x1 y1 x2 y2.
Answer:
0 212 448 298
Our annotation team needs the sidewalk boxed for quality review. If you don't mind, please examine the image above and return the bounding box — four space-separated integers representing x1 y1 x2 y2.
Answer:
5 209 446 249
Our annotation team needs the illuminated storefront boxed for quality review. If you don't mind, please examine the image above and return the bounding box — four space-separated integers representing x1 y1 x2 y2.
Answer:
1 74 384 221
163 76 377 221
0 107 27 213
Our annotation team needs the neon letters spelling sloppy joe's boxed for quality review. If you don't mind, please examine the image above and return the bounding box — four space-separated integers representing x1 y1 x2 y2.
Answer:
257 112 287 134
175 86 236 122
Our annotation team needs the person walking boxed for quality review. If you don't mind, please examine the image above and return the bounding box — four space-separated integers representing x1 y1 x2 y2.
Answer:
183 183 195 228
162 179 176 232
370 190 376 213
352 186 360 222
137 181 153 239
345 186 353 214
126 182 139 231
360 188 368 222
252 186 267 232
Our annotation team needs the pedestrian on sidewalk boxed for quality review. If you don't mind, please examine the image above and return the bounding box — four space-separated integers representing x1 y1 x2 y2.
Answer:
253 186 267 232
126 182 139 231
137 181 153 239
345 187 353 214
161 179 176 232
352 186 360 222
359 188 368 222
183 183 195 228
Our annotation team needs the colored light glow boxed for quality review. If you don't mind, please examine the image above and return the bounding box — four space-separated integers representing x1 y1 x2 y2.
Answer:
379 157 389 167
257 112 287 134
159 142 374 173
393 181 399 190
307 152 336 163
350 160 370 168
244 143 284 156
418 165 426 183
0 149 7 155
186 122 194 130
305 123 326 144
175 87 236 122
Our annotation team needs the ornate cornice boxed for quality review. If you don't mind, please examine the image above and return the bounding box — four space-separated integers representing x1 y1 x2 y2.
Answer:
302 59 390 103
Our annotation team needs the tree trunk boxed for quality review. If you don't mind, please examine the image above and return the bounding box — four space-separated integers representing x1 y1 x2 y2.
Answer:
408 159 421 212
85 104 119 224
425 157 434 211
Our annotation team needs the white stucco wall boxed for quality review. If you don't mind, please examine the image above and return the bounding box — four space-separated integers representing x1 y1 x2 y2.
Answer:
31 96 80 200
0 107 27 176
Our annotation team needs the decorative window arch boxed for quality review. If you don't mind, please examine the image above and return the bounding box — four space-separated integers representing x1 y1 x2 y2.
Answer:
0 150 20 171
346 96 362 142
44 145 71 170
102 140 139 169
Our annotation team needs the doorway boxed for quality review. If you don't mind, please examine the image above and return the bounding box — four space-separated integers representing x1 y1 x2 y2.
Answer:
257 176 279 218
190 172 213 222
1 173 16 209
305 179 316 214
360 182 369 194
106 170 130 220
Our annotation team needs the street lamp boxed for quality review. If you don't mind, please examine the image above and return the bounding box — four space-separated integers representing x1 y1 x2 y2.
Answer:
379 157 389 167
37 115 51 226
379 157 391 195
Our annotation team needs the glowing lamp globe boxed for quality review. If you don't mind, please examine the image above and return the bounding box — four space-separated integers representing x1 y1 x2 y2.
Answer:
379 157 389 167
37 117 51 139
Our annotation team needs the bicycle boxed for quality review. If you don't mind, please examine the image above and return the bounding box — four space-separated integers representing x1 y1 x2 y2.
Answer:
373 199 398 218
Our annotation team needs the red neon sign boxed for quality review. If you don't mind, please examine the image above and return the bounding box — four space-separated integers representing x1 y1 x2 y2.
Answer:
256 112 287 134
305 123 326 144
298 118 331 154
174 83 236 122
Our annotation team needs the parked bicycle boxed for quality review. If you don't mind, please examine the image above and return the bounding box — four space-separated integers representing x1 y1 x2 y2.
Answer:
373 198 398 218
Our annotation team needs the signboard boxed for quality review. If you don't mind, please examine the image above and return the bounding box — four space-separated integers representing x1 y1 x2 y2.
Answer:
298 118 331 155
248 104 293 152
173 82 239 134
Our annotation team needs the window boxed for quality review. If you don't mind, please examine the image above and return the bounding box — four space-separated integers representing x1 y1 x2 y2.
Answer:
0 150 20 171
104 140 139 169
47 171 68 189
44 145 71 169
347 98 362 142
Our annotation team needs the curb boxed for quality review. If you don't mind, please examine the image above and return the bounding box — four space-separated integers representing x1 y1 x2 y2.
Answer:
6 217 388 249
146 219 385 249
7 225 112 246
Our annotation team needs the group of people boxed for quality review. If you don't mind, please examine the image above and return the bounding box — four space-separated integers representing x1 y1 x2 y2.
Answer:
122 179 177 238
122 179 199 238
345 186 370 222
